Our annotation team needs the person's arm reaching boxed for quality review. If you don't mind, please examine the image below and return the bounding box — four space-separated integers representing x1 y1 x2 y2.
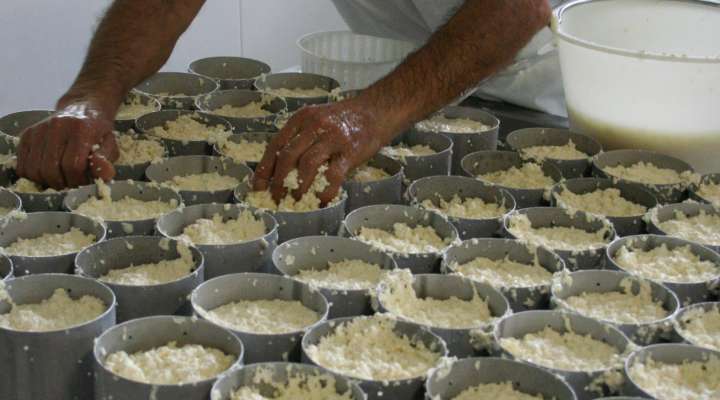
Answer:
254 0 551 204
17 0 206 189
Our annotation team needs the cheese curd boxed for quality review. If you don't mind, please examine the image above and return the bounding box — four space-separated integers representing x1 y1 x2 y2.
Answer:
115 101 157 120
104 341 235 385
115 134 165 165
379 269 493 329
211 102 271 118
99 244 194 285
266 87 329 98
202 299 319 334
294 259 384 291
697 182 720 206
0 206 13 218
166 172 240 192
0 288 105 331
557 279 668 324
479 163 554 190
657 210 720 247
219 139 267 163
614 244 719 283
628 356 720 400
421 195 506 220
357 223 449 254
507 214 610 252
178 212 266 245
452 382 542 400
304 315 441 381
676 306 720 352
10 178 62 193
350 165 390 183
0 153 15 164
500 327 622 372
416 114 491 134
603 162 690 185
149 114 232 142
230 369 352 400
75 182 178 221
520 140 588 161
3 227 96 257
453 255 552 288
381 144 436 158
245 166 337 212
555 187 647 217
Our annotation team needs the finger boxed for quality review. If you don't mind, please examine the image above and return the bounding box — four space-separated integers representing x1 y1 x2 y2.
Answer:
293 141 333 200
89 135 118 181
16 127 35 178
269 131 318 202
24 129 48 185
253 114 305 191
318 154 351 205
61 135 93 188
39 128 69 190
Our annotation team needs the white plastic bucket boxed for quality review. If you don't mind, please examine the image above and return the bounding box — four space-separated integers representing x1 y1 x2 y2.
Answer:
553 0 720 173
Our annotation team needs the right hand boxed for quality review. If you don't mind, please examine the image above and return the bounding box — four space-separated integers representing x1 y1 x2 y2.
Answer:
16 101 119 190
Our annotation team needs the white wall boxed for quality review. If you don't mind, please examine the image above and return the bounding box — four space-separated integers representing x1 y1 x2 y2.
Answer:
0 0 347 115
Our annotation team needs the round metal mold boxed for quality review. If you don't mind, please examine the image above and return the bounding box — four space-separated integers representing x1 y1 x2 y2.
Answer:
0 253 12 281
196 89 287 132
645 201 720 253
503 207 616 271
462 150 564 209
0 273 116 400
213 132 275 169
375 273 511 358
136 109 233 156
63 180 183 238
0 133 17 161
156 203 278 279
623 344 720 399
133 72 219 110
416 106 500 175
272 235 397 318
549 177 658 237
442 238 566 312
690 172 720 207
234 181 348 244
191 272 328 364
507 127 602 178
301 315 449 400
592 149 695 204
8 177 68 212
209 362 367 400
0 110 53 139
254 72 340 111
189 56 271 90
342 204 459 274
0 187 22 215
672 301 720 351
425 357 577 400
0 211 106 276
75 235 204 322
494 310 632 400
606 234 720 306
551 269 680 345
385 130 453 182
344 153 404 213
113 131 169 181
407 175 516 240
114 91 162 132
93 315 244 400
145 155 252 205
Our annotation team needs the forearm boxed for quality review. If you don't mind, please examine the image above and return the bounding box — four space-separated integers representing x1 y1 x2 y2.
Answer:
355 0 550 142
58 0 206 116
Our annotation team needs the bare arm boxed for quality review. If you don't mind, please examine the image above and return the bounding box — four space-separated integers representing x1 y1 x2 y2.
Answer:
254 0 551 203
18 0 205 189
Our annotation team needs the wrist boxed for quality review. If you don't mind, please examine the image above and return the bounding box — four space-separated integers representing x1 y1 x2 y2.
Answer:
348 93 413 144
57 82 126 119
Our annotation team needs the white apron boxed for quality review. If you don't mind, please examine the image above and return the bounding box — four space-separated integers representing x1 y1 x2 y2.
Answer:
331 0 567 117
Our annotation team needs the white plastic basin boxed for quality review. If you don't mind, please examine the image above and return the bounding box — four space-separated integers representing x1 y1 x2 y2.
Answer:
553 0 720 173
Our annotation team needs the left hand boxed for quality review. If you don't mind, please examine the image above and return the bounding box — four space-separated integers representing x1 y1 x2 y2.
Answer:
253 99 392 205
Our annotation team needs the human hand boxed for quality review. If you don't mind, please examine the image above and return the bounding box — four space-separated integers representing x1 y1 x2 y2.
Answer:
253 99 394 205
16 101 119 190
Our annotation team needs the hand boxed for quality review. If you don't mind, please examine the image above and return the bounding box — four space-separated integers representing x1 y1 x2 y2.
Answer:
16 101 119 190
253 99 394 205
